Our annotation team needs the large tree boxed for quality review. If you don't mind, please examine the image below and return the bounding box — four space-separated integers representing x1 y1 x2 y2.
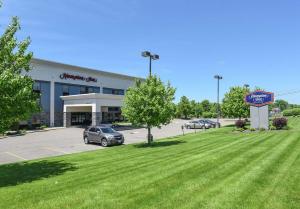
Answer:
0 12 39 133
122 75 176 144
177 96 191 119
222 86 250 119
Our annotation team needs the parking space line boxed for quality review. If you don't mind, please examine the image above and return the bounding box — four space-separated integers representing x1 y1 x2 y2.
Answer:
4 152 28 160
43 147 70 154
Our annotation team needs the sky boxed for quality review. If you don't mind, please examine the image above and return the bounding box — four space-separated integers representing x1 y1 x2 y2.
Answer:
1 0 300 103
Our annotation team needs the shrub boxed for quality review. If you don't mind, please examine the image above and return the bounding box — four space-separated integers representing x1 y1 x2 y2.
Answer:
283 108 300 117
259 128 266 131
272 117 288 130
235 120 246 129
250 128 256 131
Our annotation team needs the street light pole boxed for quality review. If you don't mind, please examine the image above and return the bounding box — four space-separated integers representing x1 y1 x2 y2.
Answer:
141 51 160 143
142 51 159 77
214 75 223 128
149 56 152 77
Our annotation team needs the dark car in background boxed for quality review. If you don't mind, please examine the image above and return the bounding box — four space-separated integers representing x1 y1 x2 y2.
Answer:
83 125 124 147
202 119 220 128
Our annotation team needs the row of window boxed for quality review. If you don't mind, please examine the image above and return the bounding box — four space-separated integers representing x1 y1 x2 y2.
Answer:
62 85 97 96
103 87 125 95
33 81 125 96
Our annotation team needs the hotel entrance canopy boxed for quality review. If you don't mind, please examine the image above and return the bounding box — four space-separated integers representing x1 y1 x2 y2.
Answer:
61 93 124 127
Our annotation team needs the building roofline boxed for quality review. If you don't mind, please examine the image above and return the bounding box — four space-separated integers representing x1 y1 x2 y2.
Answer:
31 58 145 81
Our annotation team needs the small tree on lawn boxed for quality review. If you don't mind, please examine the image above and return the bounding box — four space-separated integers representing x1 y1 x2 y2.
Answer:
177 96 191 119
122 75 176 144
0 11 40 133
222 86 250 119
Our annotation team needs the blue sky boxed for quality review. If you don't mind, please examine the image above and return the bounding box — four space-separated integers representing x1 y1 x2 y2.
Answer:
1 0 300 103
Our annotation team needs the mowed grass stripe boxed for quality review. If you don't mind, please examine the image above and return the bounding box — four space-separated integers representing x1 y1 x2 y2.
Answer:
1 119 300 209
1 132 267 208
187 131 299 209
238 134 300 209
0 131 280 207
57 133 265 191
0 133 242 205
122 133 286 208
40 133 278 208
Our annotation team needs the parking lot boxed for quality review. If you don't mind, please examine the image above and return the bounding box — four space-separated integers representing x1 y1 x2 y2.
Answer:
0 119 234 165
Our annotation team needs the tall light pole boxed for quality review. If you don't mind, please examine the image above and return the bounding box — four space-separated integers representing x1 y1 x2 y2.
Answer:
141 51 159 77
214 75 223 128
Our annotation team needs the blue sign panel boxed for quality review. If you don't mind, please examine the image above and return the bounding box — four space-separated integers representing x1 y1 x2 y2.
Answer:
245 90 274 107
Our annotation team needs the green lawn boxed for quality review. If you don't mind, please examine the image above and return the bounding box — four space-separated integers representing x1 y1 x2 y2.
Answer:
1 119 300 209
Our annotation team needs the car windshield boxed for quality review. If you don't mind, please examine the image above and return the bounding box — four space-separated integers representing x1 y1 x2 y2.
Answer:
100 127 115 133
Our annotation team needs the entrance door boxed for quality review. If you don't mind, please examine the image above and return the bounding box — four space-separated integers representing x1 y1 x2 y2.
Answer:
71 112 92 126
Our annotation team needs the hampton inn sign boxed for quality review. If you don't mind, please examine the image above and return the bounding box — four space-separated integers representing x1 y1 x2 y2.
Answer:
60 73 98 83
245 90 274 130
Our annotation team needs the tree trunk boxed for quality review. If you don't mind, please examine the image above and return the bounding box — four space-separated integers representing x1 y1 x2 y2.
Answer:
147 127 152 145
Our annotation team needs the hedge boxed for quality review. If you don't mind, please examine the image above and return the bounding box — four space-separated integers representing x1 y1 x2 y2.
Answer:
283 108 300 117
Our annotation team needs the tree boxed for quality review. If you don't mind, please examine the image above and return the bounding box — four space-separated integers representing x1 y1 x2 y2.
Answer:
194 102 203 118
274 99 289 111
177 96 191 119
222 86 250 119
0 11 39 133
201 99 211 112
122 75 176 144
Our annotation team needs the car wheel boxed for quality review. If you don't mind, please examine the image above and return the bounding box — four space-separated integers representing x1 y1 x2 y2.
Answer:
84 136 89 144
187 125 191 129
101 138 108 147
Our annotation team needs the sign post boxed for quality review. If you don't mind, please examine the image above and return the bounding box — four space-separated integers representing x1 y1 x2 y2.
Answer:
245 90 274 130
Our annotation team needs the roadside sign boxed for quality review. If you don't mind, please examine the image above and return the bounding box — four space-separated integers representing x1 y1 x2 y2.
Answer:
245 90 274 107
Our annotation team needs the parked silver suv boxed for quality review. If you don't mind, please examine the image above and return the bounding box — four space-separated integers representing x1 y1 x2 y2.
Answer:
83 125 124 147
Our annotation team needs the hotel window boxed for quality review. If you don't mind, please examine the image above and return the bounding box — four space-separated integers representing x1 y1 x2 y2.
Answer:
88 87 94 93
33 81 41 106
103 87 125 95
80 86 95 94
33 81 41 93
62 85 69 96
80 86 87 94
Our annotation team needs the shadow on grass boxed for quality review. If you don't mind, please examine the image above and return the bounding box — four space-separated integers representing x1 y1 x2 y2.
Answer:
134 140 186 148
0 160 77 187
